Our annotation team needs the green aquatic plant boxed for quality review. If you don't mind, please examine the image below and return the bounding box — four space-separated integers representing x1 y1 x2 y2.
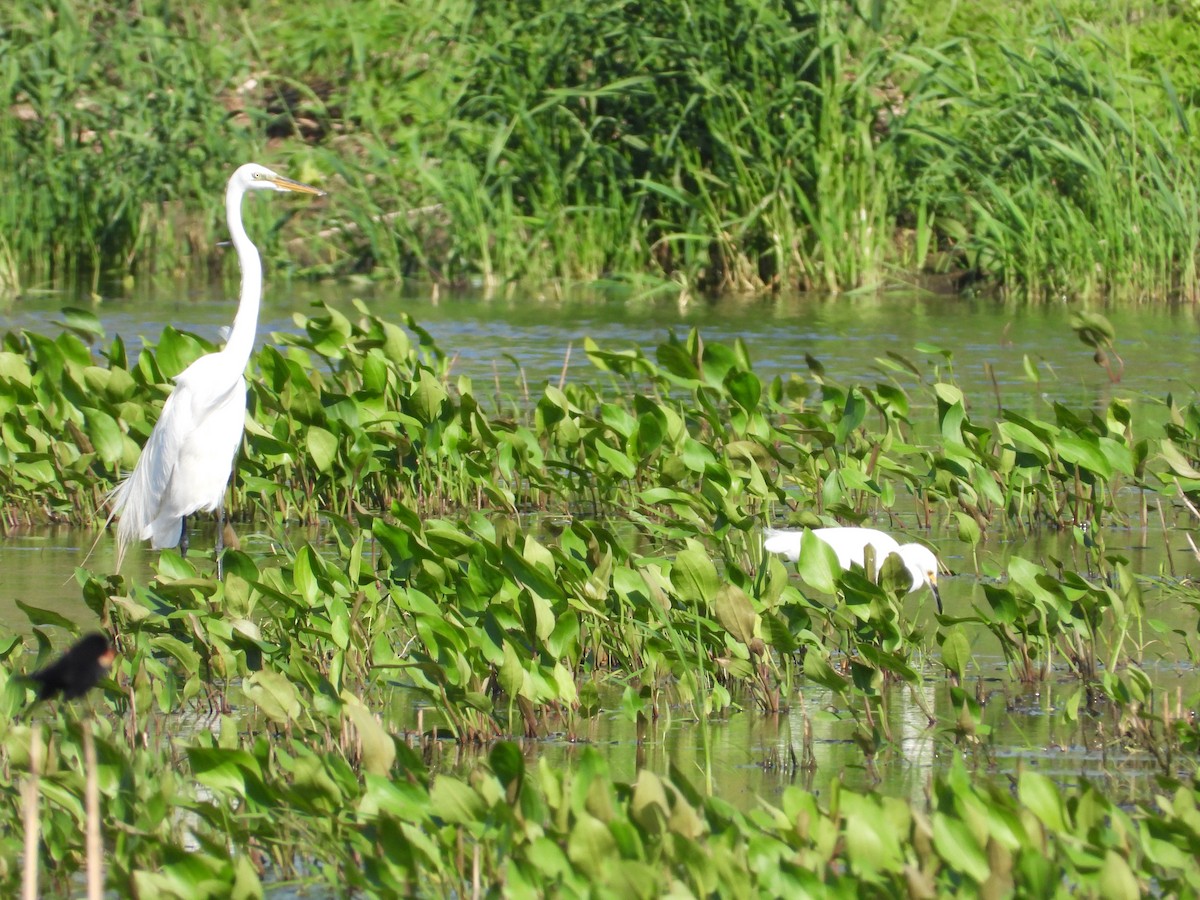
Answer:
1 297 1199 892
0 306 1175 602
5 665 1200 900
0 308 1194 770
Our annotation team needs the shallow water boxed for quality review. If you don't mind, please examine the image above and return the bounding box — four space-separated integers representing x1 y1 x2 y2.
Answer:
397 651 1198 814
5 281 1200 414
8 511 1196 814
3 283 1199 813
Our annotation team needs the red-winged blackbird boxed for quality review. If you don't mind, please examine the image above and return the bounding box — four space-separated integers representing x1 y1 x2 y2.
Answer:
27 633 116 701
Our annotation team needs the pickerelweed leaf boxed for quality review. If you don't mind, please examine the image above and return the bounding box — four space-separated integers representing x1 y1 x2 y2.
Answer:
342 692 396 776
188 747 263 797
630 769 669 835
16 600 78 630
932 812 990 883
490 740 525 791
1159 439 1200 479
713 583 757 647
155 327 208 378
670 545 719 605
1055 432 1111 478
410 369 448 424
243 670 301 724
305 426 338 473
150 635 201 673
797 529 838 595
1018 771 1067 832
85 408 124 465
940 627 971 679
430 775 485 825
566 812 618 878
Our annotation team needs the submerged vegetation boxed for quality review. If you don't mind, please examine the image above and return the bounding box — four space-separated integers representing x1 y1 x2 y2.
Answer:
2 0 1200 298
0 304 1198 893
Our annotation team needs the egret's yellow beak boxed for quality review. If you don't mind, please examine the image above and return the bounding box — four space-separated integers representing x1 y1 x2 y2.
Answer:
269 175 326 197
929 572 943 615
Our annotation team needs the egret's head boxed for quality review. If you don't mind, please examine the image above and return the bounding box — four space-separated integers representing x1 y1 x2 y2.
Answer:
898 543 943 614
232 163 325 196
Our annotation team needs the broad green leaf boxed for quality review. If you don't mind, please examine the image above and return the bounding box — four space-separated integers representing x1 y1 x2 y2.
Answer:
305 426 338 473
243 670 300 724
804 651 848 692
16 601 77 630
1018 771 1067 832
1160 439 1200 479
940 628 971 680
149 635 201 672
342 692 396 776
713 584 757 647
566 812 617 878
835 388 866 444
410 370 448 424
156 327 208 378
932 812 990 883
797 530 838 595
188 746 262 797
1056 433 1111 478
85 408 124 465
725 369 761 411
430 776 484 825
630 769 669 835
490 740 525 791
670 546 718 605
58 306 105 339
953 511 981 545
595 439 636 478
843 794 903 875
1098 851 1140 900
329 595 351 650
292 546 320 606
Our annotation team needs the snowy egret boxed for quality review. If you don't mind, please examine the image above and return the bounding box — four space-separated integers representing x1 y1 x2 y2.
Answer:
763 526 943 613
25 633 115 701
106 164 324 571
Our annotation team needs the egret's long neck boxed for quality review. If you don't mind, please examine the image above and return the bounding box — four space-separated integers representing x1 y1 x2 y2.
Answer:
222 178 262 373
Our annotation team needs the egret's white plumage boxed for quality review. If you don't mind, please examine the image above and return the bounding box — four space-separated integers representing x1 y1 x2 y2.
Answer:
764 526 943 613
107 163 324 570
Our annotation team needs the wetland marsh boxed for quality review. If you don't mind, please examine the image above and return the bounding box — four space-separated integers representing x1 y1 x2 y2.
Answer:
4 0 1200 893
1 286 1199 895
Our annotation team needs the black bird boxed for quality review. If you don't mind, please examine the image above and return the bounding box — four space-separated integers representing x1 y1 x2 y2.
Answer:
27 633 116 701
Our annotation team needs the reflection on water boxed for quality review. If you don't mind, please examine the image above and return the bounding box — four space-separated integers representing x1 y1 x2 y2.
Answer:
388 651 1198 813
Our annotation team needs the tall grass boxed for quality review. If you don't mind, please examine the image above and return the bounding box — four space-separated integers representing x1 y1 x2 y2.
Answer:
1 0 1198 299
891 20 1200 300
1 2 234 284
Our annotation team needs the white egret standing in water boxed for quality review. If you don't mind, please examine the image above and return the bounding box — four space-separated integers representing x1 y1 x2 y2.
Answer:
763 526 943 613
107 163 324 571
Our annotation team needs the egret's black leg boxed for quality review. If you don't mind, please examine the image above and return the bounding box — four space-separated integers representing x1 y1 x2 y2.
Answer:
179 515 189 557
216 506 225 580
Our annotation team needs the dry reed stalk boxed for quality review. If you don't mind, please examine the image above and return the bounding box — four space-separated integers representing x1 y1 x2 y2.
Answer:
83 723 103 900
21 725 41 900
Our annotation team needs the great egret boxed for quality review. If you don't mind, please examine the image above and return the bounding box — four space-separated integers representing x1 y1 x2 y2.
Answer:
107 163 324 571
763 526 943 613
26 633 115 701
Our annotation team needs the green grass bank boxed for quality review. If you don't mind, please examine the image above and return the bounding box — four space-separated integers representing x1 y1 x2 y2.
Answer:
2 0 1200 298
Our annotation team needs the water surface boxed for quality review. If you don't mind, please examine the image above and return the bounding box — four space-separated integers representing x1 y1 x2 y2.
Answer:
5 282 1199 415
